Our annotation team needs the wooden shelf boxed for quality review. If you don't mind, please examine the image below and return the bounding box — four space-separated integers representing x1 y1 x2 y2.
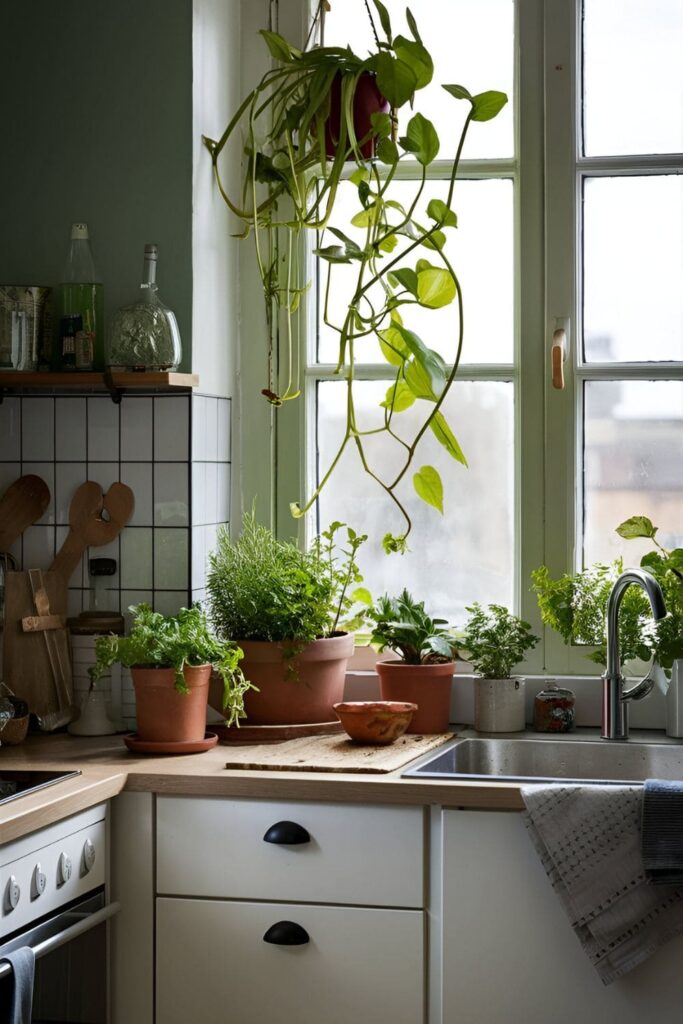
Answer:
0 371 198 403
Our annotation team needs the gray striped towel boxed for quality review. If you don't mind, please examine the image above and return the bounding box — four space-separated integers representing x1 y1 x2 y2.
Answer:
522 784 683 985
642 778 683 884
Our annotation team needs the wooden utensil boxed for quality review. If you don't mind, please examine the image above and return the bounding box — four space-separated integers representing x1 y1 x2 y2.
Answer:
0 475 50 551
27 569 73 729
50 481 135 582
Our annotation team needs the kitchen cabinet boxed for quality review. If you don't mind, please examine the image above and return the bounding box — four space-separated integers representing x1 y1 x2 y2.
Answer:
155 796 426 1024
439 809 683 1024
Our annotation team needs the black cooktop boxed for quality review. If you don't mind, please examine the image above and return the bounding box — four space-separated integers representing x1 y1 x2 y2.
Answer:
0 770 82 806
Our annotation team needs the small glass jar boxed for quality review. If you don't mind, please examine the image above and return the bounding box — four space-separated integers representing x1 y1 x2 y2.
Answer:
533 679 576 733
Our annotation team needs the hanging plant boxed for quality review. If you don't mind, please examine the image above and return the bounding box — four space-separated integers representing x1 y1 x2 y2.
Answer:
204 1 507 552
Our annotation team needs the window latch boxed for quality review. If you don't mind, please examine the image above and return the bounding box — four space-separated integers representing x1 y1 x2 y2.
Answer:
551 317 570 390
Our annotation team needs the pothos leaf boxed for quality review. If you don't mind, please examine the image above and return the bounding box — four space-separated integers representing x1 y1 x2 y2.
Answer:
399 112 439 165
413 465 444 514
393 36 433 90
373 51 418 108
471 90 508 122
616 516 658 540
416 266 456 308
429 412 468 466
427 198 457 228
379 326 410 366
372 0 393 41
380 380 416 412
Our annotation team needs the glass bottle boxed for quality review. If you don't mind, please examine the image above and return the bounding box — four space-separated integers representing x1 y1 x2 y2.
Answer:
533 678 576 733
59 222 104 370
107 244 181 371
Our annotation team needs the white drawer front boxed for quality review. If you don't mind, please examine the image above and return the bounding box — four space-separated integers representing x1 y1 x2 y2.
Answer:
156 897 424 1024
156 797 424 907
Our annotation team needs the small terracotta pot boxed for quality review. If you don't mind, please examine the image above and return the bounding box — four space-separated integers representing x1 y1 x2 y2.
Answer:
131 664 211 743
333 701 417 745
376 659 454 734
324 72 390 159
474 677 526 733
209 633 354 725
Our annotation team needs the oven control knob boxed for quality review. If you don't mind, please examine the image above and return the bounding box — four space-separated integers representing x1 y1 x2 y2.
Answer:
32 863 47 899
82 839 96 873
58 852 73 885
5 875 20 911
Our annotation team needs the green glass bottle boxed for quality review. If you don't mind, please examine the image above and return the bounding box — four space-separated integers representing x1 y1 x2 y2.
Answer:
59 223 104 370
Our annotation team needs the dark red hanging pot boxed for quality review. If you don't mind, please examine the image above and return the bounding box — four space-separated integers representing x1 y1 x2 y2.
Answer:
324 71 391 159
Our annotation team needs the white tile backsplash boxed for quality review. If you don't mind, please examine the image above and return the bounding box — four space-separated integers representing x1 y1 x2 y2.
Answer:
87 462 120 493
155 396 189 461
120 397 153 461
217 399 231 462
191 395 207 461
191 525 206 591
22 525 54 571
205 462 218 525
55 462 86 524
217 463 230 524
22 398 54 461
56 525 84 587
120 463 153 526
55 397 86 461
154 463 189 526
0 398 21 461
153 590 189 616
154 528 188 590
120 528 154 589
87 397 119 461
0 463 19 499
191 462 206 526
204 397 218 462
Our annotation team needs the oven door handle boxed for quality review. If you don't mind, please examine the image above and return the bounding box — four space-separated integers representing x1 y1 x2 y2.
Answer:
0 901 120 978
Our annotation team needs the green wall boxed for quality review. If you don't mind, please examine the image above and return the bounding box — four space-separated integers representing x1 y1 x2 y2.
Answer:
0 0 193 370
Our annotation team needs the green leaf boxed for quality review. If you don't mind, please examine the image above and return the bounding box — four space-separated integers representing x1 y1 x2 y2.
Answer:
351 203 381 227
372 0 392 41
616 516 658 540
377 232 398 252
427 198 457 228
413 465 444 514
379 326 410 366
471 90 508 122
405 358 438 400
374 51 418 108
370 111 393 139
421 229 446 251
399 113 439 166
387 267 418 295
349 167 370 186
405 7 422 44
429 412 468 466
259 30 298 63
395 324 447 397
417 266 456 308
351 587 374 606
376 137 399 165
380 380 416 412
393 36 433 89
290 502 304 519
442 83 472 102
667 549 683 570
382 532 409 555
327 227 361 252
314 244 354 264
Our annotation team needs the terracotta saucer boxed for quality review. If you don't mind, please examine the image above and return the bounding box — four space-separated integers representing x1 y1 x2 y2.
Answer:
123 731 219 755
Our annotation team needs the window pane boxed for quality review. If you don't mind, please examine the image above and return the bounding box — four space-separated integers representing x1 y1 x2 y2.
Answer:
583 381 683 566
583 0 683 156
322 0 514 159
316 379 514 625
583 176 683 363
317 178 514 365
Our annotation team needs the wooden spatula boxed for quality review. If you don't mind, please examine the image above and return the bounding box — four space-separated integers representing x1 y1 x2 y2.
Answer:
50 481 135 582
0 475 51 551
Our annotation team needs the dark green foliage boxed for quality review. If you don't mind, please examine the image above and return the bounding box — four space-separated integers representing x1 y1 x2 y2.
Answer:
368 589 458 664
461 603 539 680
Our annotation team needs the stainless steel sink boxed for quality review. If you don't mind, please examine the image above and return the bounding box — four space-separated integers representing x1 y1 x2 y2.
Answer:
402 736 683 784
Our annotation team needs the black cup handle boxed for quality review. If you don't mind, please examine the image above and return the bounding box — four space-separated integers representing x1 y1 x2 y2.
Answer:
263 921 310 946
263 820 311 845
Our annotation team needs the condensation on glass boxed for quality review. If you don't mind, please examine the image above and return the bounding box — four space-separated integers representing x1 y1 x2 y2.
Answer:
583 381 683 566
316 380 515 626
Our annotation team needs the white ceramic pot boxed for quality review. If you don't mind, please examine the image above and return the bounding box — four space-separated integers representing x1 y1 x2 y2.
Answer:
474 677 526 733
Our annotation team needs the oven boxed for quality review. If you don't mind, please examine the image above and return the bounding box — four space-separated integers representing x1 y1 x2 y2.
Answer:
0 803 115 1024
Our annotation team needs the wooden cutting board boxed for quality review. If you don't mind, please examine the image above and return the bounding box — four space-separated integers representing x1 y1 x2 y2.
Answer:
224 732 454 774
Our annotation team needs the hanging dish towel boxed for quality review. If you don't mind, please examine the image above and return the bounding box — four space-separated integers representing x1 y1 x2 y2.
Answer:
642 778 683 884
522 784 683 985
0 947 35 1024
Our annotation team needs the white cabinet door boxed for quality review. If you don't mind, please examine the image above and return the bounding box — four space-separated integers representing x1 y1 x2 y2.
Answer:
441 809 683 1024
156 897 424 1024
157 796 424 907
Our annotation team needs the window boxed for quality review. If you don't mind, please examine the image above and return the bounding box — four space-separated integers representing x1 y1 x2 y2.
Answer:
248 0 683 670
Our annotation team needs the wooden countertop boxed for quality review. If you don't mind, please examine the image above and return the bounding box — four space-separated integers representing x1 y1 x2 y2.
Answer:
0 732 525 842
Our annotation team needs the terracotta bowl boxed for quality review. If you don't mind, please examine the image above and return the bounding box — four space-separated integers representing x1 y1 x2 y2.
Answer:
333 701 418 745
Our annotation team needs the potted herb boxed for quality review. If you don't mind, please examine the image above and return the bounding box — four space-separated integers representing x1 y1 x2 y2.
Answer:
368 590 458 733
206 514 367 725
91 604 250 743
204 3 508 549
461 603 539 733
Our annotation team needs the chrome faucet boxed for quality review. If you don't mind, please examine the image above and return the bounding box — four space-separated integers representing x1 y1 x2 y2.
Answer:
602 568 667 741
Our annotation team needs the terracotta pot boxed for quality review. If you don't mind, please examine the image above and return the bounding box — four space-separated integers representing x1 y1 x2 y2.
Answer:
209 633 354 725
474 677 526 733
333 701 417 745
376 659 455 734
324 72 390 159
131 664 211 743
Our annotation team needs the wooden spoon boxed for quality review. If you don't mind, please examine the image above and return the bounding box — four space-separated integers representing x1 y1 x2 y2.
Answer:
0 474 51 551
50 481 135 582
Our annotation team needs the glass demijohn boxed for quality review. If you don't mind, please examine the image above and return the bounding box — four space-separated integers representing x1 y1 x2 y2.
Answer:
107 244 181 371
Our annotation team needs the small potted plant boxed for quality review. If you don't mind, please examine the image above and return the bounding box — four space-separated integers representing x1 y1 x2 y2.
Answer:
91 604 250 744
461 603 539 733
206 514 367 725
368 590 458 733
